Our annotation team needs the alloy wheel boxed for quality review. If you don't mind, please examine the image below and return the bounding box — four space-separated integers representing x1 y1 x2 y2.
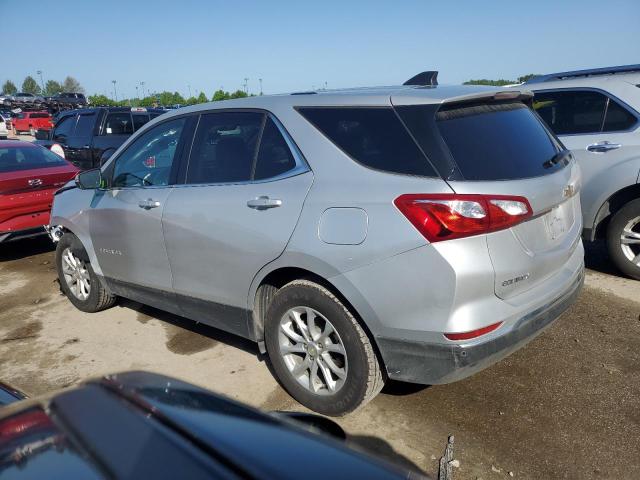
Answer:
61 248 91 301
278 306 348 395
620 215 640 266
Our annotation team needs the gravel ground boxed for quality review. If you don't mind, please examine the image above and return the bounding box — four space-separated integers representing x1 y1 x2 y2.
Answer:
0 237 638 479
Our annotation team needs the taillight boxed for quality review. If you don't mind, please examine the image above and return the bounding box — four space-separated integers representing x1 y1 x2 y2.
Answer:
394 194 532 242
444 321 503 341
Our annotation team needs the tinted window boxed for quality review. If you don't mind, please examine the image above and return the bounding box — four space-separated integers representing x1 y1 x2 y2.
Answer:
533 90 607 135
133 113 151 131
0 145 67 172
104 112 133 135
112 118 185 188
73 113 95 137
254 118 297 180
30 112 49 118
297 107 435 176
186 112 262 184
16 113 26 119
53 115 76 138
603 99 637 132
435 102 563 181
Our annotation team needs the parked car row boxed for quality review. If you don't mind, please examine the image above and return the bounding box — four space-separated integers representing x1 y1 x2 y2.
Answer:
0 91 89 109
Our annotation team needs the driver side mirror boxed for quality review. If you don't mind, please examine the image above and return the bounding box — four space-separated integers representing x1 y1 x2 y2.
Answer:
75 168 103 190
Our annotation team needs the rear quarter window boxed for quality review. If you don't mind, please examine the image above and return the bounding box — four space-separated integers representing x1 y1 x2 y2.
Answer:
297 107 436 177
433 102 563 181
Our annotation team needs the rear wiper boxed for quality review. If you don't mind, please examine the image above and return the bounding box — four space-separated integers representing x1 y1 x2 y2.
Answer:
543 150 572 169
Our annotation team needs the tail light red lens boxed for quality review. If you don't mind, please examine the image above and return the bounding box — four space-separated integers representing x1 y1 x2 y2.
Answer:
394 194 532 242
444 321 503 341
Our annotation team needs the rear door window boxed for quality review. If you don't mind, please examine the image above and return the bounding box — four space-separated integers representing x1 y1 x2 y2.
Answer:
186 112 263 184
104 112 133 135
533 90 607 135
297 107 436 176
253 117 297 180
603 99 637 132
132 113 151 131
430 102 563 181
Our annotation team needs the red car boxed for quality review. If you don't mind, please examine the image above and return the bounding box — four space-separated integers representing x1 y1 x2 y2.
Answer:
12 111 54 135
0 140 78 242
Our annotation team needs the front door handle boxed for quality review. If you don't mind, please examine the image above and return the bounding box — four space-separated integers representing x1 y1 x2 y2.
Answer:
138 199 161 210
587 141 622 153
247 196 282 210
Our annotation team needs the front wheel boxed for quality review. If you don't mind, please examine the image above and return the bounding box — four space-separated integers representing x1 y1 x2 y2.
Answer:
264 280 385 416
56 233 117 312
606 199 640 280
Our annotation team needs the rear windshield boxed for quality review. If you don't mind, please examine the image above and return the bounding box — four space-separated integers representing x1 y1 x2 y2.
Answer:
297 107 436 176
0 146 67 172
433 102 564 180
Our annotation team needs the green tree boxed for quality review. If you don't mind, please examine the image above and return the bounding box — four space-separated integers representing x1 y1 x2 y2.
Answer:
229 90 248 99
517 74 540 83
88 94 116 106
62 76 84 93
44 80 63 96
185 96 198 105
2 80 17 95
22 76 41 94
196 91 208 103
463 79 516 86
212 89 230 101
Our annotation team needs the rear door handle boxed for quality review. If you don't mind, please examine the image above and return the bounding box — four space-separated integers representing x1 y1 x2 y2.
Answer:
138 199 161 210
247 196 282 210
587 141 622 153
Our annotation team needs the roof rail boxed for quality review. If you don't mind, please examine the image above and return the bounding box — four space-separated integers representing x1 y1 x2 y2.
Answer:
525 64 640 84
403 71 438 86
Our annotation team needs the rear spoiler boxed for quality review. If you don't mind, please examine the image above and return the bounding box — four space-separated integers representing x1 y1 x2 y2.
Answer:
440 90 534 108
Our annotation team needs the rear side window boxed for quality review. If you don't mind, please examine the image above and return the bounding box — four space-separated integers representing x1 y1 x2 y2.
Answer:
603 100 637 132
433 102 563 181
132 114 151 131
254 117 297 180
297 107 436 177
74 114 95 137
30 112 49 118
533 90 605 134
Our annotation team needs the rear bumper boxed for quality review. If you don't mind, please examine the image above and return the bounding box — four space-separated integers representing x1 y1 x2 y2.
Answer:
377 264 584 385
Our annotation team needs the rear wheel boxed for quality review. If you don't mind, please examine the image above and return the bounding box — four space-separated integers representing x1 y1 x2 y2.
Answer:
264 280 384 416
606 199 640 280
56 233 117 312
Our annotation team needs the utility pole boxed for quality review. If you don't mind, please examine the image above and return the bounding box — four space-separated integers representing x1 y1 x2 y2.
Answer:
243 77 249 94
112 80 117 102
259 78 263 95
36 70 45 94
188 84 192 98
135 86 139 98
140 81 145 98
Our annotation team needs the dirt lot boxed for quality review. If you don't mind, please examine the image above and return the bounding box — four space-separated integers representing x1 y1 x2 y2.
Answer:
1 237 639 479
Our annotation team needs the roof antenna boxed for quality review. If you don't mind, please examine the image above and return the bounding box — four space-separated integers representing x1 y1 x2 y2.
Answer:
403 71 438 86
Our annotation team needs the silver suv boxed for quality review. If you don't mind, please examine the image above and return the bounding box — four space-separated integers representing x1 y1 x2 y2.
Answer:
50 75 584 415
526 65 640 279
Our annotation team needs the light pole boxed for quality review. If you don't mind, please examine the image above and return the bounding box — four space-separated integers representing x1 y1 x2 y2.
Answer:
188 84 192 98
243 77 249 94
112 80 117 102
140 81 145 98
259 78 263 95
36 70 45 94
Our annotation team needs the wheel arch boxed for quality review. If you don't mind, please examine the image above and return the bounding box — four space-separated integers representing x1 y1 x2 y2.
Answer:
591 183 640 241
250 265 385 372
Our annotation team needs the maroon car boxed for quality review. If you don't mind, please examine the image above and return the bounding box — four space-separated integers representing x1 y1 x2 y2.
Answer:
0 140 78 242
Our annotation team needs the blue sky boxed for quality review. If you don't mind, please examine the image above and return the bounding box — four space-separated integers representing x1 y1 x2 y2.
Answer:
3 0 639 98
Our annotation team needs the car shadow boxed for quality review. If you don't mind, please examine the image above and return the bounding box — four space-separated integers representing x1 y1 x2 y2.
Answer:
119 299 260 357
0 235 54 262
381 379 431 396
584 239 621 276
347 434 431 477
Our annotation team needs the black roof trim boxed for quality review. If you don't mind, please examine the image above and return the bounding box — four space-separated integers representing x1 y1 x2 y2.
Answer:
525 64 640 84
403 71 439 86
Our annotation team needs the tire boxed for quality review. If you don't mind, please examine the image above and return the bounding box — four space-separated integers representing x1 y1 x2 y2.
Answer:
55 233 117 312
264 280 384 416
606 198 640 280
